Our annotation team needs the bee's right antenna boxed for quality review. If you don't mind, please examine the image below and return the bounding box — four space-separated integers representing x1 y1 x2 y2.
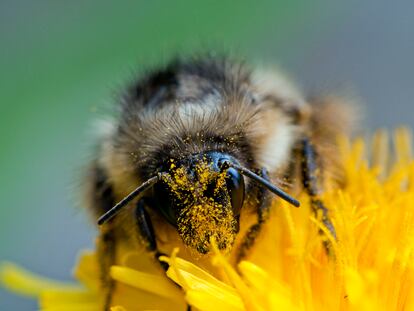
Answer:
220 161 300 208
97 172 168 225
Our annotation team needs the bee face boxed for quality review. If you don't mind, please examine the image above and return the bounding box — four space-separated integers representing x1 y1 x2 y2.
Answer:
151 151 244 253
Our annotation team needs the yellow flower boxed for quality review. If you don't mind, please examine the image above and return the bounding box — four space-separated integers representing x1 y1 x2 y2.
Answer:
1 129 413 310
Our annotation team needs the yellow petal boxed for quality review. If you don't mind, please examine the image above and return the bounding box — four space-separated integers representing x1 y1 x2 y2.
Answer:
110 265 184 303
161 251 243 310
0 262 81 298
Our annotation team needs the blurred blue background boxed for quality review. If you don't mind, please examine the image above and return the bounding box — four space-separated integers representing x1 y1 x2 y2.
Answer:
1 1 413 309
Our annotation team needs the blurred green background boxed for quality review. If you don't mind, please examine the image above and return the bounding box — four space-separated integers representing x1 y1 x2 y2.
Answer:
1 1 413 309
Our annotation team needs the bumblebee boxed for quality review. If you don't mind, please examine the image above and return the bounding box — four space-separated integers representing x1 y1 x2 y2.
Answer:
84 56 353 309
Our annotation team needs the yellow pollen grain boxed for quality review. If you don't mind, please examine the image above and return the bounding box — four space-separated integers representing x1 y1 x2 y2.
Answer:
165 159 237 253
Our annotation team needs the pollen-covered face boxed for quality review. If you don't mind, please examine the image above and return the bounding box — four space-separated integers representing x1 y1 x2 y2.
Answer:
152 152 245 254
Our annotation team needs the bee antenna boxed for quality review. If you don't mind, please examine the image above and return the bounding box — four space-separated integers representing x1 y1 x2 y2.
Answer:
221 161 300 208
97 172 167 225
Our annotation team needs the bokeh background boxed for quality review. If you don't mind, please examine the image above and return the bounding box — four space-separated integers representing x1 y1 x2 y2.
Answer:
1 1 413 309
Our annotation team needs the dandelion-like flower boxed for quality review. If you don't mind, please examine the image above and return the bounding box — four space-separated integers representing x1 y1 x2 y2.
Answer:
1 129 413 310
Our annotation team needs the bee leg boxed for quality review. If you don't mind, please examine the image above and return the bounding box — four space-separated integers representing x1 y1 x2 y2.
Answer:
135 199 192 310
237 168 271 262
300 137 336 252
135 199 169 271
88 165 117 311
97 227 116 311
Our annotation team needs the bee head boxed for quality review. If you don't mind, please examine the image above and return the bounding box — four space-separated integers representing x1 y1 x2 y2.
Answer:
152 151 244 253
97 152 299 254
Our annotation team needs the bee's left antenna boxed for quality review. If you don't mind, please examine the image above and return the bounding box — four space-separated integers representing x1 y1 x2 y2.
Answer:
97 173 166 225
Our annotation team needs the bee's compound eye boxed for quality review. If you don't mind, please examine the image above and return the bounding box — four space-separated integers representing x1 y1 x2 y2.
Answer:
152 181 177 226
225 167 245 216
